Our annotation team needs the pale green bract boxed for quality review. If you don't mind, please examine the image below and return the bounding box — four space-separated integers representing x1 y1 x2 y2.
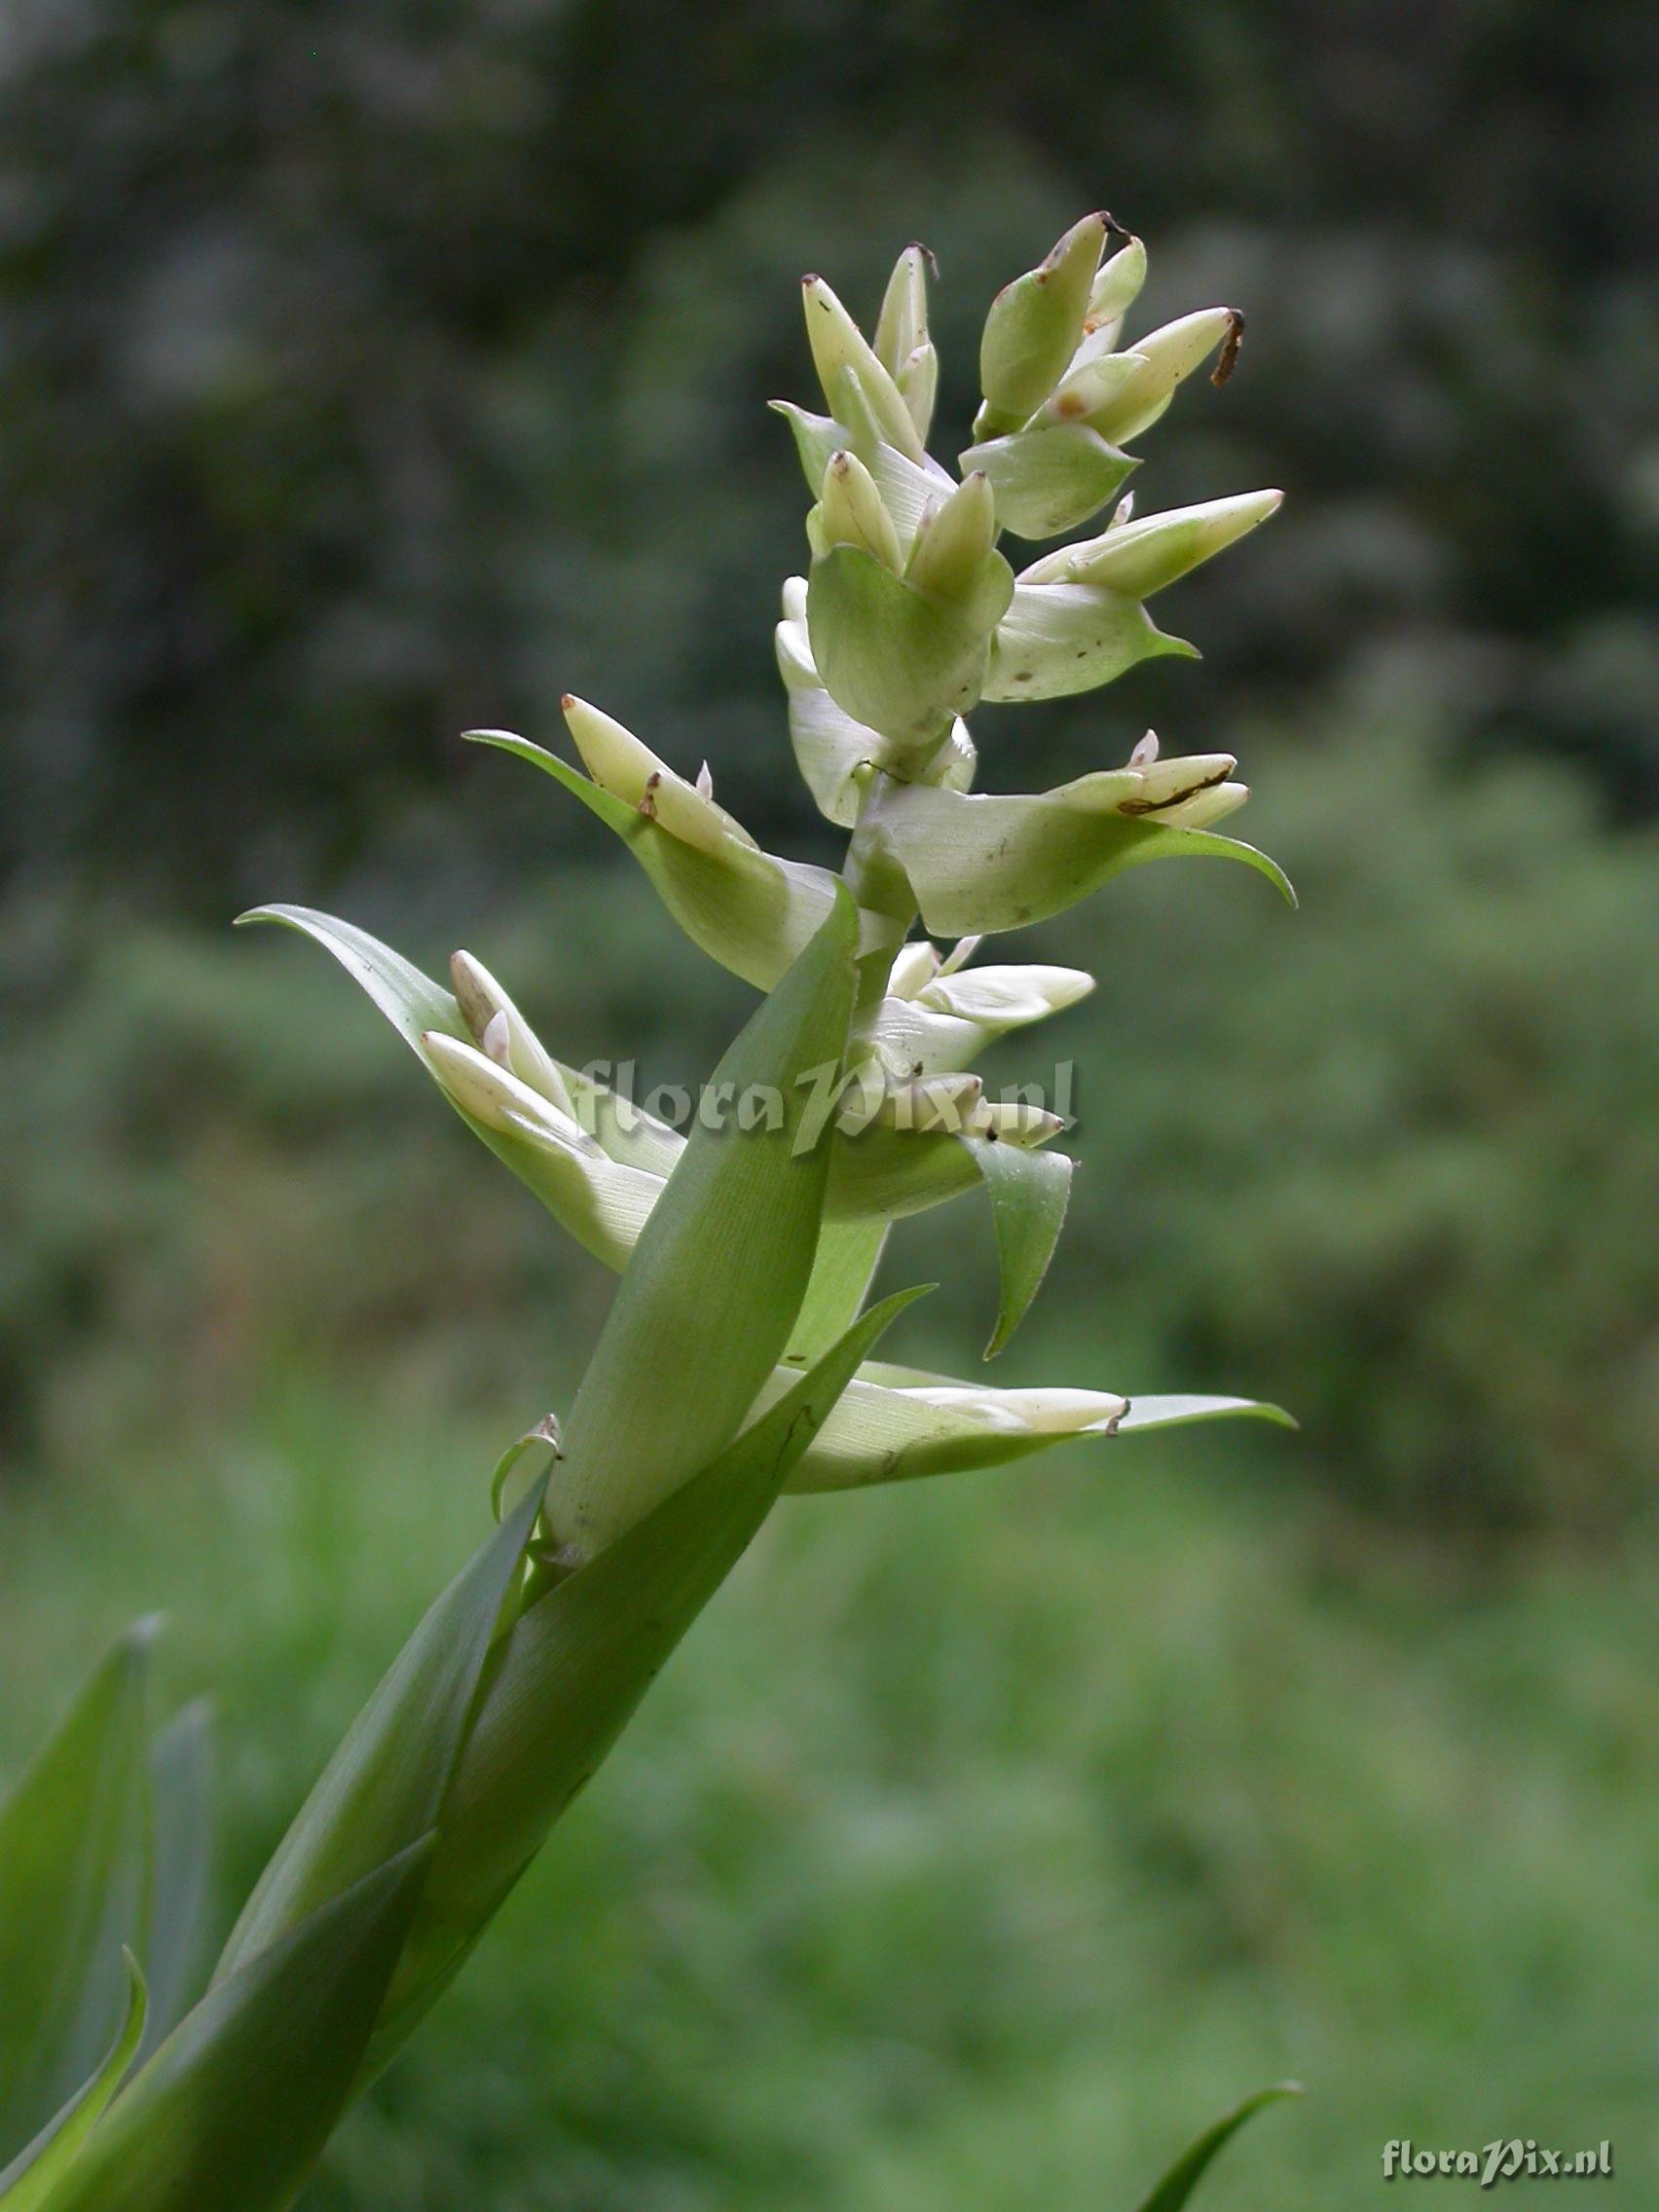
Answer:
0 213 1301 2212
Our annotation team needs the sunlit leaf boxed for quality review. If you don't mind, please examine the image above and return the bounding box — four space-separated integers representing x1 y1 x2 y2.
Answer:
961 422 1135 539
806 543 1012 756
785 1219 889 1365
785 1372 1291 1491
983 581 1195 701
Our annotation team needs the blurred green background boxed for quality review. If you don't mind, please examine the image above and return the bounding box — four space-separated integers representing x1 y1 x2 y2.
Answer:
2 1 1656 2204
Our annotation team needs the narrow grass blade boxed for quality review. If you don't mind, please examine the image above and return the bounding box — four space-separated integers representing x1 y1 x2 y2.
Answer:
216 1478 545 1979
0 1621 156 2160
374 1286 929 2069
0 1952 146 2212
1132 2083 1302 2211
547 892 859 1555
40 1843 434 2212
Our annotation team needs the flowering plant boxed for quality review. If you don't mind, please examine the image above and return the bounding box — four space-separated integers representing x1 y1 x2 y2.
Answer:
0 215 1296 2211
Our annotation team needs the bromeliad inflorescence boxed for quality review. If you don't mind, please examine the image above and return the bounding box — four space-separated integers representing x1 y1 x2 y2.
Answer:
0 217 1299 2212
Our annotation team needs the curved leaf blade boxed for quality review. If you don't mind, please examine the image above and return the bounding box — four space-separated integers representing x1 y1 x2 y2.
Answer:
40 1844 434 2212
216 1478 546 1980
0 1953 146 2212
140 1702 213 2054
372 1286 930 2074
0 1621 156 2161
1132 2083 1302 2212
1115 1395 1297 1435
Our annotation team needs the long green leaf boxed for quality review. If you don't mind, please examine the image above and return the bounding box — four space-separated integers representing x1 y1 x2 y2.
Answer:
874 776 1295 936
1131 2083 1301 2212
0 1953 146 2212
40 1843 434 2212
140 1702 213 2053
0 1622 156 2160
546 891 859 1555
216 1477 545 1979
372 1286 930 2072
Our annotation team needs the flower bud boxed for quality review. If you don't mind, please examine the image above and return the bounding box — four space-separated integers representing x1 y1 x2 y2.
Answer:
918 963 1094 1026
471 724 843 992
903 471 997 599
423 1031 580 1145
816 450 903 571
801 275 925 461
868 1071 984 1134
562 695 755 856
862 941 1094 1080
1084 306 1242 444
976 211 1109 437
886 939 942 999
1083 235 1148 350
1023 489 1283 599
967 1098 1065 1145
874 243 929 380
784 1373 1129 1492
449 950 574 1118
1037 348 1147 429
873 242 939 445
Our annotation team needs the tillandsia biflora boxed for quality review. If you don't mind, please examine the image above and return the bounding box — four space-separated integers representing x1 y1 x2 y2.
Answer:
0 216 1301 2210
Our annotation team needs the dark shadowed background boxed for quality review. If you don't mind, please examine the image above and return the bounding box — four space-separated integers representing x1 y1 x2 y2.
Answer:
2 3 1656 2205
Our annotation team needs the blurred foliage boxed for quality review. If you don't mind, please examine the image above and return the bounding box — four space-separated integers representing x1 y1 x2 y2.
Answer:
4 1385 1658 2208
1 0 1656 914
